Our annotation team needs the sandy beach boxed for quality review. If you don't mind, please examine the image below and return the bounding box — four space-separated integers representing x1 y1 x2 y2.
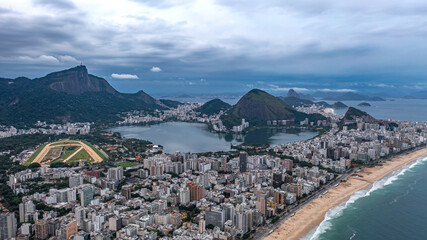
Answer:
265 147 427 240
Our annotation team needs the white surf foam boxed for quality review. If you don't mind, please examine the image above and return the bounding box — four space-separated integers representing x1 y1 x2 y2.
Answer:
302 155 427 240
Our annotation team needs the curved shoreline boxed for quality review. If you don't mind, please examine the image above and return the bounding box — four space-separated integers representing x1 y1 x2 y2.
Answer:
264 147 427 240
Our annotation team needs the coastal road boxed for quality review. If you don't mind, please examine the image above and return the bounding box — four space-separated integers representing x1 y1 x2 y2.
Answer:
256 146 426 239
253 169 356 240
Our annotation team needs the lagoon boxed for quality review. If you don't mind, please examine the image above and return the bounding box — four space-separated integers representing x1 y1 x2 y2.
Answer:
108 122 317 153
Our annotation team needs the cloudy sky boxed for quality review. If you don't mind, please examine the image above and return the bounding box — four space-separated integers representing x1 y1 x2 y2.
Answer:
1 0 427 95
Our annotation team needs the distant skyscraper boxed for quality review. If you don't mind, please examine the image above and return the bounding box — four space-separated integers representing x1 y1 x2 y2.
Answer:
223 203 235 225
80 186 93 207
189 183 204 202
256 193 267 215
239 151 248 173
121 186 132 200
284 159 293 171
66 220 78 240
56 189 69 203
205 209 225 230
19 203 25 223
35 220 48 240
246 210 253 230
0 212 17 239
198 219 205 234
19 200 35 223
109 217 122 231
47 219 61 237
108 167 124 181
179 188 190 205
272 172 283 188
274 191 286 206
220 157 227 171
69 174 83 188
236 211 248 234
75 207 86 227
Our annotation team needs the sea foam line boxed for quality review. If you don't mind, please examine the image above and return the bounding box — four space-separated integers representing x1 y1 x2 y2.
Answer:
302 155 427 240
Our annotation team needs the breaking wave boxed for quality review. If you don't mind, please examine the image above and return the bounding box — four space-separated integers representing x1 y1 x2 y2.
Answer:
302 155 427 240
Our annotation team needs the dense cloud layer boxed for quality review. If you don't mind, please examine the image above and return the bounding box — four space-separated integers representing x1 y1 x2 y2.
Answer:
1 0 427 95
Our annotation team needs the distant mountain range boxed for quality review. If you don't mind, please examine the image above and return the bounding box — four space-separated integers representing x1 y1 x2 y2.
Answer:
159 99 182 108
222 89 325 128
287 89 314 101
312 91 385 101
280 89 348 109
0 65 165 126
1 66 393 129
279 96 314 107
196 99 231 116
404 90 427 99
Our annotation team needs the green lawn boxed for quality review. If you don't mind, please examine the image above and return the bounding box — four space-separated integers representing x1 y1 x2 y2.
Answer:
69 149 91 161
115 161 138 168
59 146 80 160
25 143 47 166
67 149 94 165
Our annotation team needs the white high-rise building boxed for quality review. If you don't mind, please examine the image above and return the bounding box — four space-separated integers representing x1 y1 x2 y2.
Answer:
69 174 84 188
108 167 124 181
75 207 86 226
198 219 205 234
179 188 190 205
236 211 248 234
0 212 17 239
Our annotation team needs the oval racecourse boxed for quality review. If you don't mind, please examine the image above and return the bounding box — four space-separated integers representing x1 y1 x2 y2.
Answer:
27 140 106 166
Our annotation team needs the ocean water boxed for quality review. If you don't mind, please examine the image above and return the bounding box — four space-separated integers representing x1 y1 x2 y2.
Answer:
330 99 427 122
303 155 427 240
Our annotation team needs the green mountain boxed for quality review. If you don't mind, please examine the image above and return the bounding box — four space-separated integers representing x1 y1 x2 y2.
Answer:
343 107 371 119
159 99 182 108
287 89 300 98
222 89 325 128
0 65 164 126
340 107 378 128
196 98 231 115
280 96 314 107
332 101 348 109
357 102 371 107
316 101 332 108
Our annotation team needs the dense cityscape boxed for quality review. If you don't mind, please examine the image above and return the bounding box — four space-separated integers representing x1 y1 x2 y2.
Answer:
1 101 426 240
2 1 427 239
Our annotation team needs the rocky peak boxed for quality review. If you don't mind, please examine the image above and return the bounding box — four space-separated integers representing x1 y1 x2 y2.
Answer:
48 65 116 95
287 89 300 98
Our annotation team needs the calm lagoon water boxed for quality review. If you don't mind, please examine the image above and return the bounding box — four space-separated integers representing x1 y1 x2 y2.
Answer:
108 122 317 153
